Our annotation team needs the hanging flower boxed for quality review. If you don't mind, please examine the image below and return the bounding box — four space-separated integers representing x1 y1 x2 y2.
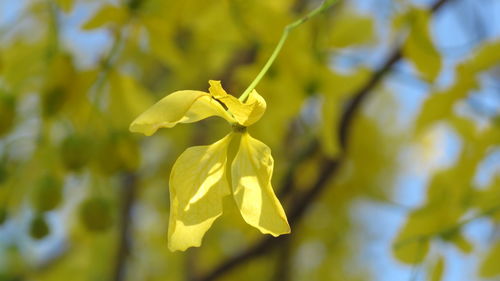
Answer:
130 80 290 251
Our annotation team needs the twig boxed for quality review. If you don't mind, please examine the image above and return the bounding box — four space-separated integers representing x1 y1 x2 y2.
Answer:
194 0 454 280
238 0 339 101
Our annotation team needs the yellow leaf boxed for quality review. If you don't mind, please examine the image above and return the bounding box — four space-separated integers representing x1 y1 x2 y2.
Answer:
55 0 74 12
465 40 500 72
450 233 473 253
471 176 500 223
393 206 457 264
141 16 182 66
230 132 290 236
168 135 232 251
393 238 430 265
402 9 441 82
108 72 157 129
416 41 500 132
429 255 445 281
0 93 15 137
62 70 98 130
1 40 47 92
479 241 500 277
415 79 476 133
320 68 372 157
328 12 375 48
82 5 128 30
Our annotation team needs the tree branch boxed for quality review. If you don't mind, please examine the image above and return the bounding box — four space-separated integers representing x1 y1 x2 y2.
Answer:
194 0 454 280
113 173 137 281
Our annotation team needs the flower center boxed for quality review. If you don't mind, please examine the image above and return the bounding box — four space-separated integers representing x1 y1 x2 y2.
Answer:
231 123 247 133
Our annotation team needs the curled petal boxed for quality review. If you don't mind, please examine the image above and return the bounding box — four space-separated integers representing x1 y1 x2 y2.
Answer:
209 81 266 126
241 89 266 126
230 133 290 236
208 80 229 99
130 90 234 136
168 135 232 251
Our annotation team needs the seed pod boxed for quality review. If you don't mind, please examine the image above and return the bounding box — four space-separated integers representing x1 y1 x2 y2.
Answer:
32 175 63 212
96 133 139 174
60 135 92 171
79 197 113 232
30 215 50 240
127 0 142 10
41 54 75 117
41 87 66 118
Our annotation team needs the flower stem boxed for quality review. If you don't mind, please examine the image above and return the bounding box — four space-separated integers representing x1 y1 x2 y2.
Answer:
239 0 338 102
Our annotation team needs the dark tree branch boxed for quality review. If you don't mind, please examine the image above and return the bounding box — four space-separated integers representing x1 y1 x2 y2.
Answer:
113 173 137 281
277 138 319 199
194 0 454 280
339 49 401 149
340 0 451 149
272 236 292 281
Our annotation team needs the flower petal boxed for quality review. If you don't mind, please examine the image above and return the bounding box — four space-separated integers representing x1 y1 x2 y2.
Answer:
168 135 232 251
230 133 290 236
208 80 229 99
208 81 266 126
130 90 234 136
241 89 266 126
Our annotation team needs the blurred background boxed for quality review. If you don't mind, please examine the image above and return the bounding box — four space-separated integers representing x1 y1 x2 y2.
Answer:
0 0 500 280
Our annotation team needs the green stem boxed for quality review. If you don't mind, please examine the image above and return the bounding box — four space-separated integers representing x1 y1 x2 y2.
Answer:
239 0 338 102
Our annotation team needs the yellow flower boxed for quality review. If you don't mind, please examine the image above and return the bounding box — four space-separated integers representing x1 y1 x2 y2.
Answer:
130 80 290 251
